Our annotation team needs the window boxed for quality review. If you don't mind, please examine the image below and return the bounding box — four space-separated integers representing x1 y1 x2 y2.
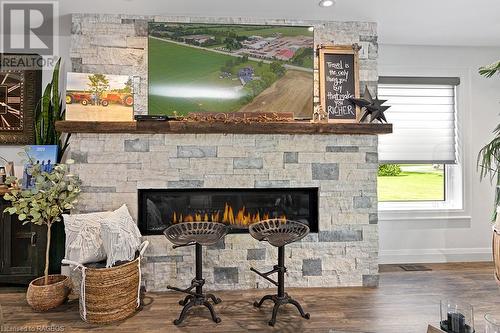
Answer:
377 77 462 209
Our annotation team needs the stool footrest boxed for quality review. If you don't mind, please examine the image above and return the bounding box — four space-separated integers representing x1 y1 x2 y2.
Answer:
167 285 197 296
250 267 278 286
172 241 196 249
167 278 204 296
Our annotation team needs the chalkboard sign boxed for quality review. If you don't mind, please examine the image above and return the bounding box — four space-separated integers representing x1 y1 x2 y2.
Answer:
319 45 360 123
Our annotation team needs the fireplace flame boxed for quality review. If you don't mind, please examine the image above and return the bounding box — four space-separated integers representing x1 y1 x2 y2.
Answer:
171 202 286 226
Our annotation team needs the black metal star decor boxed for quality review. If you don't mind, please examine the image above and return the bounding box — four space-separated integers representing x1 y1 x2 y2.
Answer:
349 87 391 123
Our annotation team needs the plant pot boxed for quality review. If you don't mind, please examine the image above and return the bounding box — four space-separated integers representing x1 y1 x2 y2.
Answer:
494 227 500 286
26 274 72 311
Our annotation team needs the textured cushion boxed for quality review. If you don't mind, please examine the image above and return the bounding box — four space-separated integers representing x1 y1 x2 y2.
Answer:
100 204 142 268
63 211 110 264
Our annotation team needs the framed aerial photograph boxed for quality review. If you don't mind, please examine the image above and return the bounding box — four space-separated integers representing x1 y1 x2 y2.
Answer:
148 23 314 119
65 72 134 121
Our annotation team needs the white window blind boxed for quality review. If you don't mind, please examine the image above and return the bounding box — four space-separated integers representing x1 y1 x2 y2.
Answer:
378 77 459 164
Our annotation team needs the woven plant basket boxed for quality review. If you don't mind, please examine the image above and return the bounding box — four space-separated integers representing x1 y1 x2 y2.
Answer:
494 227 500 286
63 241 149 324
26 274 72 311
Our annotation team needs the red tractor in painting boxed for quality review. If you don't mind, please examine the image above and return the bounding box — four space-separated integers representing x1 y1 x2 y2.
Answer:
66 92 92 105
100 92 134 107
66 92 134 107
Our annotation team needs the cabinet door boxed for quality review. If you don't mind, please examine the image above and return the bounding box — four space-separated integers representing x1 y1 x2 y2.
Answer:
1 213 39 275
0 200 42 279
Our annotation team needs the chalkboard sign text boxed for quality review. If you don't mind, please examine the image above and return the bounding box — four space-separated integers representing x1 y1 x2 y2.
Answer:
318 45 360 123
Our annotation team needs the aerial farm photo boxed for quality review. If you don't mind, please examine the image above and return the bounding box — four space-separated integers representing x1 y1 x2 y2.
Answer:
148 23 314 117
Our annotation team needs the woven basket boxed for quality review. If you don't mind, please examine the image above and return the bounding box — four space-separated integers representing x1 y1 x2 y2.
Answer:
494 227 500 286
26 274 72 311
63 241 148 324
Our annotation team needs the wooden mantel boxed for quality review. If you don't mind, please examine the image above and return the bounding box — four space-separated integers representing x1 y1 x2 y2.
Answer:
55 121 392 135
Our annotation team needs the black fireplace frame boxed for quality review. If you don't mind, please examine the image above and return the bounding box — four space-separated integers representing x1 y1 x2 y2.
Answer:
138 187 319 235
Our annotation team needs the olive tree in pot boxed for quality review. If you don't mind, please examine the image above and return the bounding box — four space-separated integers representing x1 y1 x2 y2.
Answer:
3 160 81 311
477 60 500 284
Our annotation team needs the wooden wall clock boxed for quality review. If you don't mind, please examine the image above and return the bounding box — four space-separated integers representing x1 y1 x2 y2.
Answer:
0 54 42 144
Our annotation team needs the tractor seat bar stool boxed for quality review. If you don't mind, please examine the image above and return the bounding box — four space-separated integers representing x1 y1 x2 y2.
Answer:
164 222 228 325
249 219 311 326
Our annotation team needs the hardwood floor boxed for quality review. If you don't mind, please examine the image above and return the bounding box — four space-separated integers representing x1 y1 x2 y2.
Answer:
0 262 498 333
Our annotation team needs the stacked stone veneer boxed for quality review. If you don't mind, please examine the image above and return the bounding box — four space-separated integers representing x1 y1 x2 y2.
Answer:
69 133 379 291
70 14 378 113
69 14 379 290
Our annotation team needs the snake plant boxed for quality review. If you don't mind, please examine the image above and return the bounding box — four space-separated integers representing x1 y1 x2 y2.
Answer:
477 60 500 221
34 58 70 162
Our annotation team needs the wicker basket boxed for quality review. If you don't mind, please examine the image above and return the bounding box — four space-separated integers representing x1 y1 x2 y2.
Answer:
63 241 148 324
494 227 500 286
26 274 72 311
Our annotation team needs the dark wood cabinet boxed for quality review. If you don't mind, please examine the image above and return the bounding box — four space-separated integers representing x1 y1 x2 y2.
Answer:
0 197 46 284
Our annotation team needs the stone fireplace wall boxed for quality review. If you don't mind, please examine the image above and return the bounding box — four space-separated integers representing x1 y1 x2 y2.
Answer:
69 133 379 291
68 14 380 291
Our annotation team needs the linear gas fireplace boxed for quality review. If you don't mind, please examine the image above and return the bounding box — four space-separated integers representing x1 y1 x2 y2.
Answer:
138 188 318 235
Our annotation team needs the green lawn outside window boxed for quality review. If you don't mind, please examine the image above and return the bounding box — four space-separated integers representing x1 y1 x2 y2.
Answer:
377 164 445 202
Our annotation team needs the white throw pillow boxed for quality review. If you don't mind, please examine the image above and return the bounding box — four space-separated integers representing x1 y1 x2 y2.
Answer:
63 211 110 264
100 204 142 268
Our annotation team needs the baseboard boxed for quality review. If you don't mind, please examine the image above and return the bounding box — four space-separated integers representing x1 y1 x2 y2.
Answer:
379 247 492 264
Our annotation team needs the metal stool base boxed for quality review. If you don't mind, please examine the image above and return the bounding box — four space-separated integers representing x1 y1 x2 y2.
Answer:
249 219 311 327
172 291 222 325
253 292 310 326
251 244 310 326
167 243 222 325
168 279 222 325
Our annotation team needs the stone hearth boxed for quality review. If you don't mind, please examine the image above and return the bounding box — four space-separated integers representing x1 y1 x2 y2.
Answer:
69 133 379 291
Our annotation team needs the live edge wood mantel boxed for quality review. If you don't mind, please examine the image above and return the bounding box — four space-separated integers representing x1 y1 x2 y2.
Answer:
55 121 392 135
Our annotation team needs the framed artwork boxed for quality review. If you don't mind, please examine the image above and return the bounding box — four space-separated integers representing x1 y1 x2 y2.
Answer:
22 145 58 189
318 45 360 123
65 72 134 122
148 23 315 119
0 54 42 144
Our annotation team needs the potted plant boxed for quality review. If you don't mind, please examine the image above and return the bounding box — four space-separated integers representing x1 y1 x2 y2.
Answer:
3 159 81 311
35 58 70 163
35 57 71 273
477 59 500 284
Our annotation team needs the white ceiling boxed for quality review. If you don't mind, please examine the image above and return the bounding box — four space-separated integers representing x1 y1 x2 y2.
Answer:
59 0 500 47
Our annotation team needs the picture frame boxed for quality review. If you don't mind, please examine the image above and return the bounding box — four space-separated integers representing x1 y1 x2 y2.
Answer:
318 45 360 123
147 22 315 119
65 72 135 122
22 145 58 189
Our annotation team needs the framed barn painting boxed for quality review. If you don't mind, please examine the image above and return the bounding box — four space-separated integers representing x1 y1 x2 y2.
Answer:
65 72 134 122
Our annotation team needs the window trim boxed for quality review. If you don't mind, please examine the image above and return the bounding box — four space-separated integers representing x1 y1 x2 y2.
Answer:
379 76 460 86
377 68 471 222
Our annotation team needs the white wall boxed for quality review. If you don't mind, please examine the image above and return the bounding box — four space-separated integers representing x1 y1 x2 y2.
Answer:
58 0 500 47
378 44 500 263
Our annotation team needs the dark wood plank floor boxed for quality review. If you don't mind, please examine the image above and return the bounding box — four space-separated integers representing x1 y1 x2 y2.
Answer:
0 262 498 333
